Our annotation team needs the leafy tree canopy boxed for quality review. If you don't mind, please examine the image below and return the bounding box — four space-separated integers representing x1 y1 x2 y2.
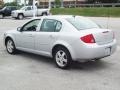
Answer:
87 0 119 3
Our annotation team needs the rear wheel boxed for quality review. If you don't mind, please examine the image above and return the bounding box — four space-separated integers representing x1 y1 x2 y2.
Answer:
18 14 24 20
53 47 72 69
42 12 47 16
6 39 17 54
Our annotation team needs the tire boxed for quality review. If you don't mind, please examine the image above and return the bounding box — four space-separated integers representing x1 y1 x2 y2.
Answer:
6 39 17 54
42 12 47 16
53 47 72 69
18 14 24 20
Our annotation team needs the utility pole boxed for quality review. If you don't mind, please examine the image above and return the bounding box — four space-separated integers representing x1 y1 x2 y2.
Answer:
24 0 26 6
33 0 36 18
61 0 63 7
49 0 51 9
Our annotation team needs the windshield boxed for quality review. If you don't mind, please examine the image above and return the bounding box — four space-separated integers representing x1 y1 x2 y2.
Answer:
66 17 100 30
2 7 6 10
20 7 26 10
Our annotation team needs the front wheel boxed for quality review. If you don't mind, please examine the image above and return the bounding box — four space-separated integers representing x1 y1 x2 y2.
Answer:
54 47 72 69
6 39 17 54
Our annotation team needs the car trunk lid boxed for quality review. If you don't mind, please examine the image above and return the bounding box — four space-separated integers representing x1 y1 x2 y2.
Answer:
80 28 114 45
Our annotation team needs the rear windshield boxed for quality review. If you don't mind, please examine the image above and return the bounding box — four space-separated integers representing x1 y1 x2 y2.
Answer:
66 17 100 30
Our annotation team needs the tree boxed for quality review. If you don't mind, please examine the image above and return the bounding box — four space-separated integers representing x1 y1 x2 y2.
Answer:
0 0 4 6
28 0 33 5
87 0 119 3
86 0 96 3
100 0 118 3
55 0 61 8
4 2 17 6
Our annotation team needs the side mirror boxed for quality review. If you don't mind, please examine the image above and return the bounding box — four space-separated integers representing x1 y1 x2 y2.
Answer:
17 27 22 32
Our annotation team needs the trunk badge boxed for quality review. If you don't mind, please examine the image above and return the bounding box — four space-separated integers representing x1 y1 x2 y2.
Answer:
103 31 109 33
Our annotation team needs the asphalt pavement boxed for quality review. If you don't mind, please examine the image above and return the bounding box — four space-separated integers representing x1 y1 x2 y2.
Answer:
0 17 120 90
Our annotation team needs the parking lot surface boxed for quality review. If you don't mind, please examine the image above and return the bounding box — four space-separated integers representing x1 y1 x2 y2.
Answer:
0 17 120 90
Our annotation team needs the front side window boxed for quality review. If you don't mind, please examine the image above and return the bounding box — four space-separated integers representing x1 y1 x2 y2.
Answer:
6 7 11 10
40 19 62 32
2 7 6 10
66 17 100 30
22 19 40 32
26 7 32 10
55 21 62 32
20 7 26 10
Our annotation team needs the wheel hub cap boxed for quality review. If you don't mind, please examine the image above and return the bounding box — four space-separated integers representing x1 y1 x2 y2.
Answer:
56 50 67 67
7 40 13 53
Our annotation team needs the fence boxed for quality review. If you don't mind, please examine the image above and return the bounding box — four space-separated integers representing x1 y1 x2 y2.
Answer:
65 3 120 8
38 3 120 8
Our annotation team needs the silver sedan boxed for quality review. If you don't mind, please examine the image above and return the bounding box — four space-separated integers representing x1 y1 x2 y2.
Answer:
4 15 117 69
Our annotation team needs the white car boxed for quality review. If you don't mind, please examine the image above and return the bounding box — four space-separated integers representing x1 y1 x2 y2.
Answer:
4 15 116 69
11 6 50 19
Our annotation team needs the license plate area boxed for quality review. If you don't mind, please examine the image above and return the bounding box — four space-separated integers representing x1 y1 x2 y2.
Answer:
105 47 111 56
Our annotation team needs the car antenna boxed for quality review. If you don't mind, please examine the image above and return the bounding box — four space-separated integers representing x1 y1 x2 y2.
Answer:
73 15 76 18
107 7 110 29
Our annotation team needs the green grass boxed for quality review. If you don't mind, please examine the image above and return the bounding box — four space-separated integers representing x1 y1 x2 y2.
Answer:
51 7 120 17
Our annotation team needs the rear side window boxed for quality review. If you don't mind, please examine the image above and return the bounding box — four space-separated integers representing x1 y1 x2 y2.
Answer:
66 17 100 30
40 19 62 32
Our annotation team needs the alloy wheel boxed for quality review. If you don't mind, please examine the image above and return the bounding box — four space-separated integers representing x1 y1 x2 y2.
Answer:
56 50 68 67
6 39 14 53
6 39 17 54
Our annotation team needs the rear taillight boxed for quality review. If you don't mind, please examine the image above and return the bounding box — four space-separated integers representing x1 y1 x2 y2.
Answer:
80 34 95 43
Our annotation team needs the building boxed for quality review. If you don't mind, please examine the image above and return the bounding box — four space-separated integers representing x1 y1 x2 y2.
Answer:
34 0 86 7
0 0 4 6
38 0 86 4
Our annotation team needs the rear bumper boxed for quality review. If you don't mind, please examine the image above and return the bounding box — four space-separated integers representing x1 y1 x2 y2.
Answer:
72 39 117 61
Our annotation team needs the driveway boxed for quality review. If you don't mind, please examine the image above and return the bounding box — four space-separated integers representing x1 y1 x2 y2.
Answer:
0 17 120 90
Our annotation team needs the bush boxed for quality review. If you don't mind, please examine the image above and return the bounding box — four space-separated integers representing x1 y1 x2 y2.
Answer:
51 7 120 17
4 2 17 6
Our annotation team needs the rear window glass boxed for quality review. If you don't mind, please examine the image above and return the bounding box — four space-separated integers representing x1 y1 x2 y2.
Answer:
66 17 100 30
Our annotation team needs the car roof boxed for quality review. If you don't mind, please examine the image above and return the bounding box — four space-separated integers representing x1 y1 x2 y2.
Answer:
6 6 17 7
35 15 84 20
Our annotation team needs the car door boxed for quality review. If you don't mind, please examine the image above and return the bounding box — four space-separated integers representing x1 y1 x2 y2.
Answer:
15 19 40 50
4 7 11 16
24 6 33 17
35 19 62 55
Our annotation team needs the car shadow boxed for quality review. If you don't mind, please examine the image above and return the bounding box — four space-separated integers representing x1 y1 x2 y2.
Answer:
0 16 31 20
2 49 111 72
16 51 111 71
18 51 54 65
11 17 32 20
70 60 111 71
